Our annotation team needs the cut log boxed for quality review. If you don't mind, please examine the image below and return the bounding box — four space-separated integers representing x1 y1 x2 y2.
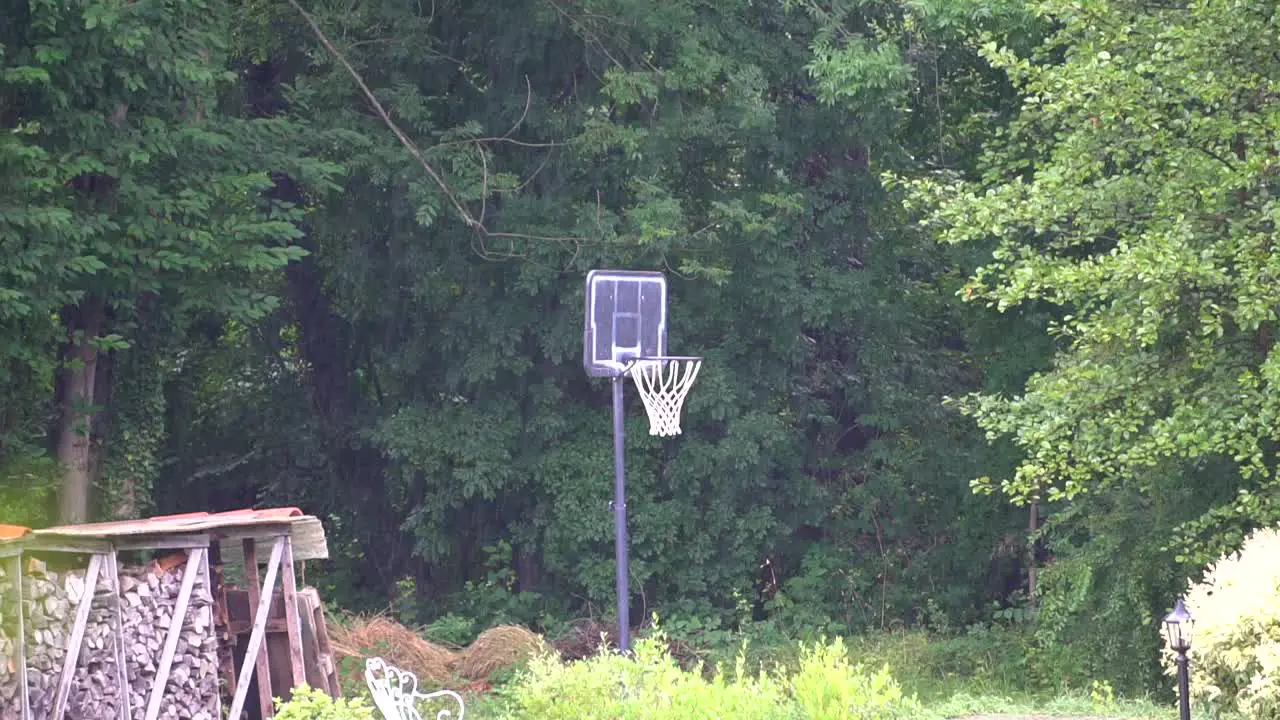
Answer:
0 555 220 720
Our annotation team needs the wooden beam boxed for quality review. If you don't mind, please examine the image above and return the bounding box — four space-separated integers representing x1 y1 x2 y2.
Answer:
280 536 306 695
105 552 132 720
142 548 204 720
21 538 114 555
210 543 238 702
51 553 103 720
112 534 212 551
241 538 275 718
227 536 285 720
303 587 340 697
8 554 30 720
197 546 222 720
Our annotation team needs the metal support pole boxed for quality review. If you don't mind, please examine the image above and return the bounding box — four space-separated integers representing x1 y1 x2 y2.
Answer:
612 375 630 653
1176 651 1191 720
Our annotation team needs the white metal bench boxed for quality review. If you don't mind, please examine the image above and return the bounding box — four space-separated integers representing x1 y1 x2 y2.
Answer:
364 657 466 720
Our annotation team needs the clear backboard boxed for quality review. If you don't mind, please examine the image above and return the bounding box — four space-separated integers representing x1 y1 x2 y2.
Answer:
583 270 667 377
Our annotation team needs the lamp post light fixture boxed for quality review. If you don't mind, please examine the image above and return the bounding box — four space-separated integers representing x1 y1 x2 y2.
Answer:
1162 598 1193 720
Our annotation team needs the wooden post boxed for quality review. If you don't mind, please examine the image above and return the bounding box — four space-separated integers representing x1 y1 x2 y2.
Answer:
142 548 204 720
7 554 30 720
210 542 238 705
241 538 275 718
105 552 132 720
197 546 223 720
305 588 340 697
280 536 306 694
52 553 103 720
228 537 285 720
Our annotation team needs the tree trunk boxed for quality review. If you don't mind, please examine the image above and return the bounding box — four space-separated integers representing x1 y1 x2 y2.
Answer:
55 297 106 524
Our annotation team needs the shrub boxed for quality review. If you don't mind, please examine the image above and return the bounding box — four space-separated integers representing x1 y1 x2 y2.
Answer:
273 686 377 720
501 631 790 720
500 629 926 719
790 636 925 719
1172 527 1280 718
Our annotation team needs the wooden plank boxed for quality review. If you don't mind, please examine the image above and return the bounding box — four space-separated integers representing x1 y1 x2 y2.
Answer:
285 518 329 561
215 524 292 543
280 536 306 696
227 536 284 720
143 548 204 720
313 602 340 697
227 617 290 635
112 533 212 551
51 553 103 720
8 554 31 720
216 518 328 565
210 543 238 702
303 587 340 697
20 538 115 555
105 552 132 720
197 546 223 720
242 539 275 718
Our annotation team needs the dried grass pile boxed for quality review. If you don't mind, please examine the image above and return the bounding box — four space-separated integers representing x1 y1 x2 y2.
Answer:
328 615 459 685
457 625 545 680
552 618 618 661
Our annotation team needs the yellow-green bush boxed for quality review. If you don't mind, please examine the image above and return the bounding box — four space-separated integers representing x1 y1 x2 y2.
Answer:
1172 527 1280 718
790 637 924 719
274 686 377 720
500 630 924 719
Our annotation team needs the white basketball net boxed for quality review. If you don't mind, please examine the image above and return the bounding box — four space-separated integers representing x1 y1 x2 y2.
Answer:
628 358 702 437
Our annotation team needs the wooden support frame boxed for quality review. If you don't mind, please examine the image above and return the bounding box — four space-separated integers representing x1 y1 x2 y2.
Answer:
142 547 206 720
4 553 31 720
242 538 276 718
280 536 307 694
105 552 132 720
51 552 104 720
228 536 285 720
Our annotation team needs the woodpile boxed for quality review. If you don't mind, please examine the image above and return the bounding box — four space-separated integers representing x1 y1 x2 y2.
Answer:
0 555 220 720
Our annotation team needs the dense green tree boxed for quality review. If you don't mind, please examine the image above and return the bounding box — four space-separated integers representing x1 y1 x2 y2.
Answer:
900 0 1280 690
148 0 1040 630
0 0 337 522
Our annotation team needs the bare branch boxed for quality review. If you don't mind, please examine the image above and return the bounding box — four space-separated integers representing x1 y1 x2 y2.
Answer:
287 0 609 248
287 0 481 230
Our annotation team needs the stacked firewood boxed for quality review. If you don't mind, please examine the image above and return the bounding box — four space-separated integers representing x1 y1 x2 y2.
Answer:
0 556 219 720
0 559 122 720
120 559 219 720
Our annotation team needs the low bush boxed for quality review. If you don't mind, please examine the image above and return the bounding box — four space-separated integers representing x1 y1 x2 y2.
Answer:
790 637 924 719
499 629 924 719
1174 527 1280 718
274 686 377 720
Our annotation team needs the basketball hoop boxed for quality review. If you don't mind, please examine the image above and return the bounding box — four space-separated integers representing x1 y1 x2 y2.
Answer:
626 356 703 437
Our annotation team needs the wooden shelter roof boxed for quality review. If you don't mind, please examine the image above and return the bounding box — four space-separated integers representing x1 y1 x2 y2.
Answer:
0 507 329 560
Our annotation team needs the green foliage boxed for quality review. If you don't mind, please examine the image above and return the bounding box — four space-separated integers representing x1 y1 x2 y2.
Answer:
501 633 791 719
904 0 1280 542
273 685 376 720
0 451 58 527
1176 527 1280 718
790 637 925 719
500 629 922 720
189 0 1039 636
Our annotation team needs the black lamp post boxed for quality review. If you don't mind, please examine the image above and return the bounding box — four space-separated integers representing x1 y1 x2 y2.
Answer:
1162 598 1193 720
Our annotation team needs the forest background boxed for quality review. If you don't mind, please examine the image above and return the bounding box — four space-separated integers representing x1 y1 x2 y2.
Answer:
4 0 1278 701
